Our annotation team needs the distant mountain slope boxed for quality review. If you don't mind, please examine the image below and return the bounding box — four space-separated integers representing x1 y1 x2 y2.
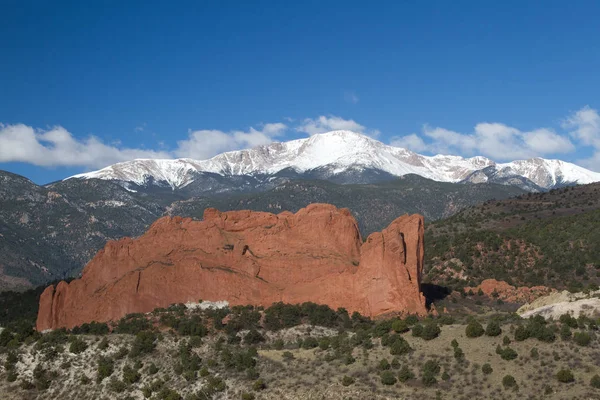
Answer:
69 130 600 191
425 182 600 291
167 175 525 236
0 171 164 290
0 170 526 291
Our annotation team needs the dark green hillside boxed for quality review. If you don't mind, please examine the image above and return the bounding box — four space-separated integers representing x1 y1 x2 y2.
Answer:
169 175 526 236
426 183 600 291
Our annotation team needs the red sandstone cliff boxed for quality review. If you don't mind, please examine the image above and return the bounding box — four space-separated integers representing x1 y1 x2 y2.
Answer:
36 204 427 330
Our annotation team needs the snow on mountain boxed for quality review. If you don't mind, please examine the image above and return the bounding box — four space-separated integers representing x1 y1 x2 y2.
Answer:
68 130 600 190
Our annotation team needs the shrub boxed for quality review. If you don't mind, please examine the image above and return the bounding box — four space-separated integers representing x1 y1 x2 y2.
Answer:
252 378 266 391
514 325 530 341
378 358 391 370
422 360 441 375
496 345 518 360
530 347 539 359
556 369 574 383
389 335 412 355
590 374 600 389
301 336 319 349
560 324 572 340
482 363 493 375
422 372 437 387
485 320 502 337
559 314 578 328
242 393 256 400
109 378 127 393
392 319 409 333
98 337 109 350
502 335 511 345
123 365 141 384
450 339 459 348
69 337 88 354
453 347 464 360
147 363 159 375
398 365 415 382
342 376 355 386
114 313 151 334
574 332 591 346
273 339 284 350
502 375 518 390
421 322 441 340
244 330 265 345
380 370 397 385
129 331 157 358
411 323 423 337
465 320 484 338
97 356 114 382
282 351 294 361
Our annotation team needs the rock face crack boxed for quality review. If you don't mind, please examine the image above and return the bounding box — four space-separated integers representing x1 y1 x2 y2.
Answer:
135 271 141 293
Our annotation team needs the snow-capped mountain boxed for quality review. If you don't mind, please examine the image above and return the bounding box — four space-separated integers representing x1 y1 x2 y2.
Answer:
69 130 600 191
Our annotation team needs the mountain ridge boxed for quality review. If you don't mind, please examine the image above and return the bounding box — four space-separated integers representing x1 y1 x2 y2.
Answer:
68 130 600 191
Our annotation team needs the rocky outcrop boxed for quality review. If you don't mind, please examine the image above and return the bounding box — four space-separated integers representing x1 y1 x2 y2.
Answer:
517 289 600 319
465 279 554 304
36 204 427 330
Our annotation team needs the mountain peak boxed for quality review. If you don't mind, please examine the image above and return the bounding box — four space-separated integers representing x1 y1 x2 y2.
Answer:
67 130 600 190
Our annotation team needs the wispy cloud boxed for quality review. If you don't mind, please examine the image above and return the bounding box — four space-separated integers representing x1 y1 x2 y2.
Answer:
389 108 600 166
296 115 379 137
343 91 359 104
134 123 146 132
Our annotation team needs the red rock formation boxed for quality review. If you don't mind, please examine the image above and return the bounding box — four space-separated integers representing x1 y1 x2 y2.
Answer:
36 204 427 330
465 278 554 304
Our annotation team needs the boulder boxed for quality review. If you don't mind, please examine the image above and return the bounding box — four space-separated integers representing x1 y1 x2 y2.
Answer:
36 204 427 330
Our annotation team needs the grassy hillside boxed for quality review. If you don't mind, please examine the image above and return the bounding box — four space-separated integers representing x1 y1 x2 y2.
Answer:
425 183 600 291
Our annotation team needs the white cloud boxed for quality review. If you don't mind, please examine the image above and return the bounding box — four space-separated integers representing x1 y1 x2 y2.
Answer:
343 91 359 104
0 124 171 168
563 105 600 147
410 121 576 161
0 122 287 168
296 115 380 137
389 134 428 153
174 123 287 159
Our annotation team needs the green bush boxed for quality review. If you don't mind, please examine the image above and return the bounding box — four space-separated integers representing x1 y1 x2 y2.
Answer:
496 345 518 360
242 392 256 400
411 324 423 337
380 370 397 385
69 337 88 354
573 332 591 346
485 320 502 337
514 325 530 341
129 331 157 358
378 358 391 370
421 322 441 340
252 378 266 391
114 313 151 334
560 324 572 340
301 336 318 349
388 335 412 355
123 365 141 384
422 371 437 387
392 319 409 333
243 330 264 345
398 365 415 382
556 369 574 383
465 320 484 338
590 374 600 389
482 363 493 375
342 375 355 386
97 356 114 382
502 375 518 390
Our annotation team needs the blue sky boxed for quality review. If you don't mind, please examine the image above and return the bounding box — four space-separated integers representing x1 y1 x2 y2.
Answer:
1 0 600 184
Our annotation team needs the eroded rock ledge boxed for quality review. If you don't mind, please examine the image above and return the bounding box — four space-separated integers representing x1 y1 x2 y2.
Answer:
37 204 427 330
